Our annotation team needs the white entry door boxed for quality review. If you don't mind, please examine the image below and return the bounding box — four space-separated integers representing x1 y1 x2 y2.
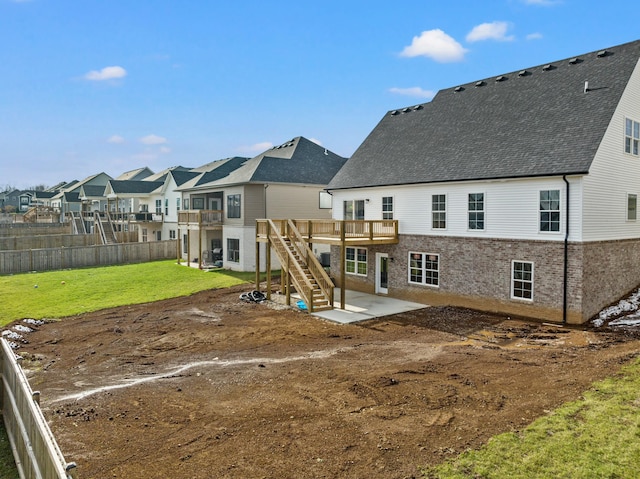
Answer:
375 253 389 295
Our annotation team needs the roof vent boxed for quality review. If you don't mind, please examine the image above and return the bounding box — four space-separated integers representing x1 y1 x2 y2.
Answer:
542 64 554 71
597 50 609 57
569 57 581 65
475 81 485 87
495 75 507 82
454 86 464 92
402 107 411 113
413 105 423 111
390 110 399 116
518 70 529 77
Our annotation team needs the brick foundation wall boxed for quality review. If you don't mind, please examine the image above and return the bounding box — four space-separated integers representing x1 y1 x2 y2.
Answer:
331 235 594 324
580 238 640 321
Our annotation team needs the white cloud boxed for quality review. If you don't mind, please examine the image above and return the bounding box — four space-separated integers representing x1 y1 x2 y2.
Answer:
389 87 435 100
84 66 127 81
309 138 323 146
159 146 171 154
466 21 514 43
139 134 168 145
400 29 467 63
107 135 125 144
237 142 274 154
526 32 543 40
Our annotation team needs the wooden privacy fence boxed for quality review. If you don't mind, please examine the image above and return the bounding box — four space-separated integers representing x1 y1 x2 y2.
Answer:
0 234 99 251
0 225 70 237
0 240 178 275
0 338 77 479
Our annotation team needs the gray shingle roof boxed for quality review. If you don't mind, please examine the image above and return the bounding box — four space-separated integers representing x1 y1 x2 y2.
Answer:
108 180 164 194
181 137 348 190
328 39 640 190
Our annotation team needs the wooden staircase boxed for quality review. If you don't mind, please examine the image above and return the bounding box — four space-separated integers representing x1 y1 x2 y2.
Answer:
266 219 334 312
71 212 87 234
94 211 118 245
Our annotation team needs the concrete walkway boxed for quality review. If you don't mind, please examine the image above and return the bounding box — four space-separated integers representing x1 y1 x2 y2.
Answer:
311 289 428 324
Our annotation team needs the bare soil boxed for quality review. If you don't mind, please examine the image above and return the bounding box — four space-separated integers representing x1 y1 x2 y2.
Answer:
14 284 640 479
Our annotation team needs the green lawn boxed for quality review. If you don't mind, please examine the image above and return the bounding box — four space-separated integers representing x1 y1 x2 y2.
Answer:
423 358 640 478
0 260 256 326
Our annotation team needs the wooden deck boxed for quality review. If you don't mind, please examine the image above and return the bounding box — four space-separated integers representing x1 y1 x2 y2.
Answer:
256 219 399 245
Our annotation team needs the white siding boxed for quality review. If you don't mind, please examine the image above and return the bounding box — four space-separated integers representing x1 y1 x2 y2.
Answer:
332 176 583 242
583 58 640 241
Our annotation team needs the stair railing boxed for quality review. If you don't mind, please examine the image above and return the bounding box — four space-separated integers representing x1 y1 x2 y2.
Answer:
266 219 316 311
286 220 334 308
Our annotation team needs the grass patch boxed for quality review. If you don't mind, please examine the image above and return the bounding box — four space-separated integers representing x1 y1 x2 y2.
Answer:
0 260 259 326
0 423 19 478
423 358 640 479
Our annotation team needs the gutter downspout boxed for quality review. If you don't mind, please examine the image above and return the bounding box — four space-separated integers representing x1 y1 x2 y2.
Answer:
563 175 570 325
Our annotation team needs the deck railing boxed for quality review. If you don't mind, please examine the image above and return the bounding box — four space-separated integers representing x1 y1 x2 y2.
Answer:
178 210 224 225
257 219 398 242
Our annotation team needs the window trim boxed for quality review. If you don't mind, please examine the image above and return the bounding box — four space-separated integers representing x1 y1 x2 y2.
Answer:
227 238 240 263
345 246 368 276
382 196 394 220
408 251 440 288
319 191 332 209
625 117 640 156
511 260 534 301
467 192 485 231
343 199 365 220
431 194 447 230
227 194 241 219
539 189 561 233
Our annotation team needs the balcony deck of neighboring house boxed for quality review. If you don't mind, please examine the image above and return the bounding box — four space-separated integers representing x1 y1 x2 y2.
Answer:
109 211 165 224
177 210 224 230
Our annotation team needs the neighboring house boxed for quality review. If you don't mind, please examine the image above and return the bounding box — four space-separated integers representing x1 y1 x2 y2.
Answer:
51 173 112 221
179 137 347 271
324 39 640 324
79 184 109 213
116 167 154 181
104 167 197 242
104 179 164 241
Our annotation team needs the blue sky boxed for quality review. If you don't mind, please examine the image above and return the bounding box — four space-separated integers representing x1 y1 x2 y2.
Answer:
1 0 638 189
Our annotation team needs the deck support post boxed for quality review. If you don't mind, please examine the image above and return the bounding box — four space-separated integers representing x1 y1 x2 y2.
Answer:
340 220 346 310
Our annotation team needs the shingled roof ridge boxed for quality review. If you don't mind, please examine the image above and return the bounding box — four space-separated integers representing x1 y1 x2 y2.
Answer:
444 38 640 96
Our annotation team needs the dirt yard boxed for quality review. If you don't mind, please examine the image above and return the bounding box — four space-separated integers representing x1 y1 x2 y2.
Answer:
11 284 640 479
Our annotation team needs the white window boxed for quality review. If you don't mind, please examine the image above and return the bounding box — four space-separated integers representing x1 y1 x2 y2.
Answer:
319 191 332 209
227 238 240 262
169 230 176 240
176 198 180 211
512 261 533 300
629 194 637 221
408 252 439 287
382 196 393 220
344 200 365 220
142 228 148 242
625 118 640 156
346 247 367 275
165 199 169 216
468 193 485 230
539 190 560 232
432 194 446 229
227 194 241 218
155 199 162 215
